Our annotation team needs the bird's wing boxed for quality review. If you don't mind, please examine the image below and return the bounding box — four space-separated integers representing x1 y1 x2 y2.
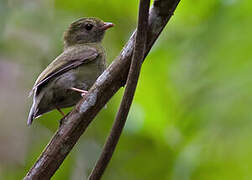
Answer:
30 46 99 96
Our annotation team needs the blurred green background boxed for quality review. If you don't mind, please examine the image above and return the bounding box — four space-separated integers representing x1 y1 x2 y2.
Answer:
1 0 252 179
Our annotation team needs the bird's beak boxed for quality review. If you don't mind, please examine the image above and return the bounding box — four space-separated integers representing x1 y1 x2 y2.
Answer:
101 22 114 30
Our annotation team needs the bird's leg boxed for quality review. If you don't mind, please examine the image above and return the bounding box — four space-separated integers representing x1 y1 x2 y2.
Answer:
55 106 65 116
54 105 67 126
70 87 88 97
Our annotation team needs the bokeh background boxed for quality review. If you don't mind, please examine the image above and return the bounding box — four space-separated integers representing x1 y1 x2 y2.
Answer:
1 0 252 179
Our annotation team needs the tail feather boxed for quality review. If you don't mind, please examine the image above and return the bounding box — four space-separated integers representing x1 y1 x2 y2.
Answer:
27 103 36 126
27 91 38 126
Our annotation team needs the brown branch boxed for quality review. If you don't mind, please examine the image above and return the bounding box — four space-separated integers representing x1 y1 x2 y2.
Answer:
23 0 181 179
88 0 150 179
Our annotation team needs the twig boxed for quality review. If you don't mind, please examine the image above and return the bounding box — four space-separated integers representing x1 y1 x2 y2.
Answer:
88 0 150 179
23 0 181 179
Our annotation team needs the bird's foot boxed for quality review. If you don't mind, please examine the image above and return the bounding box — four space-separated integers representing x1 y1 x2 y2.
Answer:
70 87 88 97
59 114 69 127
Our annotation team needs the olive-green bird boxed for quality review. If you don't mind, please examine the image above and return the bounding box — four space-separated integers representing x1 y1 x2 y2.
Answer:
27 17 114 125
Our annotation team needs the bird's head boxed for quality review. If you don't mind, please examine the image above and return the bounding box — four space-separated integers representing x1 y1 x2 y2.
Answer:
64 17 114 47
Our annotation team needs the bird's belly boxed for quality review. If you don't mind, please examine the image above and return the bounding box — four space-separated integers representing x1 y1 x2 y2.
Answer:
36 60 105 116
50 63 102 108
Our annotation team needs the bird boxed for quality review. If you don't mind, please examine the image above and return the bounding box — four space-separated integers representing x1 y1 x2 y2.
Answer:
27 17 114 125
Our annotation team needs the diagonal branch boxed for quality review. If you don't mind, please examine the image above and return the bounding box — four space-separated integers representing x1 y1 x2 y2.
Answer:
88 0 150 179
24 0 181 179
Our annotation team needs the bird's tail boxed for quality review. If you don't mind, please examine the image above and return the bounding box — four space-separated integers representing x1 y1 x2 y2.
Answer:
27 104 35 126
27 94 38 126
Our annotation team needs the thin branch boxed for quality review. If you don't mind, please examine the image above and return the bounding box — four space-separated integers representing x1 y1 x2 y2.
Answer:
88 0 150 179
23 0 181 179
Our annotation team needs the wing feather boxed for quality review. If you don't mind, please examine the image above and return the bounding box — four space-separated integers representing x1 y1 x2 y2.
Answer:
29 46 99 96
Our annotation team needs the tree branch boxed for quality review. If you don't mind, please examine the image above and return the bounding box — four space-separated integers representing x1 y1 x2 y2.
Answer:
88 0 150 179
24 0 181 179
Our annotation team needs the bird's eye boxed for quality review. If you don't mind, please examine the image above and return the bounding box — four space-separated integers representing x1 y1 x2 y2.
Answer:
85 23 93 31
